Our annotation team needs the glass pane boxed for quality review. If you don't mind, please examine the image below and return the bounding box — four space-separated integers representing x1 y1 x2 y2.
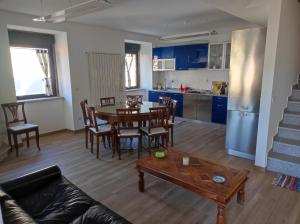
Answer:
125 53 137 88
209 44 223 69
10 47 49 96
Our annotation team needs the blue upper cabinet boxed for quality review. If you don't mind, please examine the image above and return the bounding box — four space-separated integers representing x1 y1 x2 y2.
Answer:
153 47 174 59
187 44 208 68
161 47 174 59
174 46 189 70
153 43 208 70
152 48 162 59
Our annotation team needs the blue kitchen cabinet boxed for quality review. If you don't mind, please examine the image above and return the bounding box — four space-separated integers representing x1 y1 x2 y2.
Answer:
148 90 161 102
211 96 228 124
187 44 208 68
153 47 174 59
165 92 183 117
174 45 189 70
148 91 183 117
152 48 162 59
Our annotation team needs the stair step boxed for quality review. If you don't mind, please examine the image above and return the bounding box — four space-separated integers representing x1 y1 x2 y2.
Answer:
267 151 300 178
278 123 300 140
292 89 300 100
273 136 300 157
283 111 300 125
287 100 300 112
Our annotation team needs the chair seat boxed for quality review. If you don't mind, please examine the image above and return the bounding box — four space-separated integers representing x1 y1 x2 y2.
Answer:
118 129 141 137
97 118 108 126
141 127 168 135
89 125 111 134
8 123 38 132
87 119 108 127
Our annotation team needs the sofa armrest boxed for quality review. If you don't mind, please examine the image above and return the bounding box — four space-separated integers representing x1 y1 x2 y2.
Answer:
0 165 61 199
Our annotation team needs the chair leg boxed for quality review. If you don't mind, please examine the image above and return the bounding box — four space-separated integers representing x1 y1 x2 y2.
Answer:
138 136 142 159
112 133 116 158
26 132 30 148
90 132 94 153
102 136 107 149
35 128 40 151
166 133 169 147
7 130 12 152
85 127 89 149
107 135 111 148
96 136 100 159
118 138 121 160
13 134 18 157
171 126 174 147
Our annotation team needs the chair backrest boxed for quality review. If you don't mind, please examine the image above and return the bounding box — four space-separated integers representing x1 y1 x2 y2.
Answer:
116 108 140 130
87 106 99 132
1 102 27 127
159 96 172 107
80 99 89 126
148 107 168 132
126 95 143 104
100 97 115 107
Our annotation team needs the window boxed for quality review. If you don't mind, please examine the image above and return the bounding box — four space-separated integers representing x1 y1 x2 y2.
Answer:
8 30 58 100
125 43 140 89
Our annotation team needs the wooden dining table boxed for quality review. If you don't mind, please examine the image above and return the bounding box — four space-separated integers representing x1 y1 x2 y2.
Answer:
94 101 166 157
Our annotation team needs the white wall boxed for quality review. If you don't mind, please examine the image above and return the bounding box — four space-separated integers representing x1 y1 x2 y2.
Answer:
256 0 300 167
23 98 65 134
0 10 156 135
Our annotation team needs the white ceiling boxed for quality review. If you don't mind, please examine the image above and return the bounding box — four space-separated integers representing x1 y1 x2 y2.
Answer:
0 0 259 36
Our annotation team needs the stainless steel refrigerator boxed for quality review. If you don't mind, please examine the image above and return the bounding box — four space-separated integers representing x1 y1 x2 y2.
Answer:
226 27 266 160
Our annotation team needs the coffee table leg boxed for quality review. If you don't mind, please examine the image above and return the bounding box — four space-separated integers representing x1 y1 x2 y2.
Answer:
237 184 245 205
138 171 145 192
217 203 225 224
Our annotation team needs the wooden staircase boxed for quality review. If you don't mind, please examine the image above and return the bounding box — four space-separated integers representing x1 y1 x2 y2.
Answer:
267 85 300 177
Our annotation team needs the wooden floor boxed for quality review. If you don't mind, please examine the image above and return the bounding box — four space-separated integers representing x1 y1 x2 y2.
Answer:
0 121 299 224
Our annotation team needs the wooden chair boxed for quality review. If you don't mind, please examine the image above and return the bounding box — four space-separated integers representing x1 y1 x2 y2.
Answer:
115 108 142 160
141 107 169 153
1 102 40 157
159 96 172 107
80 100 108 149
87 106 112 159
126 95 143 104
100 97 115 107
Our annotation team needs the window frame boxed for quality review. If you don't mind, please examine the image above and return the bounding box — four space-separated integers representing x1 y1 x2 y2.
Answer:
125 43 140 90
125 52 140 89
8 30 58 100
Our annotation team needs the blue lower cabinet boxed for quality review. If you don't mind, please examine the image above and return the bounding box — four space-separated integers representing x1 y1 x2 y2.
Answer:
148 91 183 117
211 96 228 124
165 92 183 117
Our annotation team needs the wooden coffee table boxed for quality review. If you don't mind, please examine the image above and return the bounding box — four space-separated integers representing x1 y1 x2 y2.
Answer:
136 149 249 224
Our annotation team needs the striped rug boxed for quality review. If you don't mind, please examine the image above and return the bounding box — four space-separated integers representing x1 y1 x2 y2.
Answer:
272 174 300 192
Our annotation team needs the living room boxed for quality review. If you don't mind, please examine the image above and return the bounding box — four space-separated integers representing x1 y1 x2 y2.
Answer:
0 0 300 224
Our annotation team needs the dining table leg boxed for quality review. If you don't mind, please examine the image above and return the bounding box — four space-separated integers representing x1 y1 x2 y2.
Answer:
217 203 226 224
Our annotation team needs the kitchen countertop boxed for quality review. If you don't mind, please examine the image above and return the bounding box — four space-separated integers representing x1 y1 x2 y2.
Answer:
150 89 228 97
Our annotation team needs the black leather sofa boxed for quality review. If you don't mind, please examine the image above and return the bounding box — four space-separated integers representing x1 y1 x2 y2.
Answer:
0 165 131 224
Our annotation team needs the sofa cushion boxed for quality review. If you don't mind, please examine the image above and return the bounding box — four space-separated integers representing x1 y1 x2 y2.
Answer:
2 199 36 224
70 204 131 224
16 177 97 224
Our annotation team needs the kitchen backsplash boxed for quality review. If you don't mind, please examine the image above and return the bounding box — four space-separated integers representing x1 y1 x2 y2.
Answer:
153 69 229 90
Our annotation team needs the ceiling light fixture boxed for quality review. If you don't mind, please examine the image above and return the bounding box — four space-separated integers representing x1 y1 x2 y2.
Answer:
159 30 218 41
33 0 111 23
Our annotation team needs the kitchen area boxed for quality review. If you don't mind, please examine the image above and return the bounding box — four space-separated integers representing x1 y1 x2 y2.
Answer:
150 37 230 125
148 27 266 160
